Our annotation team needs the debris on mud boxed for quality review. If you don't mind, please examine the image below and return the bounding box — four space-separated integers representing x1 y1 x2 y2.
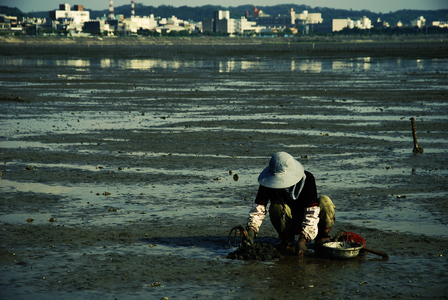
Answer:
227 243 280 261
149 282 162 288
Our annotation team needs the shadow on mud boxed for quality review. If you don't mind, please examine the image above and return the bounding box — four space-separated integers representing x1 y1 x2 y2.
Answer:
138 235 388 263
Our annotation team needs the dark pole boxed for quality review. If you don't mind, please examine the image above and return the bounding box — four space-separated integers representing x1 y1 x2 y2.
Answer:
410 117 423 154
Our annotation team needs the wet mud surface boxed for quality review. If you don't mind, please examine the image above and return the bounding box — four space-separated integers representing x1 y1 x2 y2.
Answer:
1 44 448 299
228 243 281 261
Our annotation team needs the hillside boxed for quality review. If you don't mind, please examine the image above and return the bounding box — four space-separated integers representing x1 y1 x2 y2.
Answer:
2 4 447 25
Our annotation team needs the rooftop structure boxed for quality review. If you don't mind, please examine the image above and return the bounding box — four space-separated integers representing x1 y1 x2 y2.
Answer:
250 7 269 17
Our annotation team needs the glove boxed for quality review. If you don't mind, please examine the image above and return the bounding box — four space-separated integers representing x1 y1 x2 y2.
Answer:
245 227 256 246
295 236 307 256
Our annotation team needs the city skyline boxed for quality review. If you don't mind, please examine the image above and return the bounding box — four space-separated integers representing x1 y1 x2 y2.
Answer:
2 0 448 14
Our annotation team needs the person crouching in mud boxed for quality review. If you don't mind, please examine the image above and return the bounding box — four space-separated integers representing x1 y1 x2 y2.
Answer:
245 152 335 256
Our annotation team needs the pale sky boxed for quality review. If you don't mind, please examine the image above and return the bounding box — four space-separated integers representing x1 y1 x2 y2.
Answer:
2 0 447 13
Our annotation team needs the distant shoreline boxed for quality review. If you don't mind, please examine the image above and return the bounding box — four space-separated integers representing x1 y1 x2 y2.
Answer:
1 35 448 55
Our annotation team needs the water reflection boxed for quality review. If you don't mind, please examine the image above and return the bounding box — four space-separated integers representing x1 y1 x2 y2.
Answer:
361 57 371 70
55 59 90 67
100 58 112 68
297 59 322 72
219 60 236 73
331 57 368 70
332 60 350 70
416 59 424 69
1 56 447 74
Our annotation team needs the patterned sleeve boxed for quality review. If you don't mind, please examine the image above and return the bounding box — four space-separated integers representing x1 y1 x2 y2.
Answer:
246 203 267 234
301 205 320 241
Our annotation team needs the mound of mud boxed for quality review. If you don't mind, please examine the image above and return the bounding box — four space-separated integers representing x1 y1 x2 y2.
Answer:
227 243 281 261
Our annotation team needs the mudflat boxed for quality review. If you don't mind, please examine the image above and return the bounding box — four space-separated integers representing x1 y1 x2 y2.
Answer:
0 38 447 299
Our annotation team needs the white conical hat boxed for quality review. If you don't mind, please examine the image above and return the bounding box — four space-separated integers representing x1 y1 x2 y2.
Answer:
258 152 304 189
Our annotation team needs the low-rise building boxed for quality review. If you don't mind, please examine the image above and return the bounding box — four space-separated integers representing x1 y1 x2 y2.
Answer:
156 24 186 34
106 19 123 32
250 7 296 28
411 16 425 28
247 8 322 31
83 20 110 34
295 10 323 25
355 16 372 29
235 16 264 34
332 16 372 31
432 20 448 28
433 14 448 28
129 15 158 30
332 18 350 32
204 8 323 35
0 14 12 31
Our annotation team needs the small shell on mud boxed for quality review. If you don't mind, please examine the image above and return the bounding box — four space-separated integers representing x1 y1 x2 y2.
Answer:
26 218 34 223
49 218 57 222
233 174 239 181
229 170 233 175
213 177 221 181
25 166 34 170
103 191 111 196
108 208 117 212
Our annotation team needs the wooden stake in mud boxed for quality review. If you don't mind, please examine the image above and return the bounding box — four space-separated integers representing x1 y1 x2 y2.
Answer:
410 117 423 154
